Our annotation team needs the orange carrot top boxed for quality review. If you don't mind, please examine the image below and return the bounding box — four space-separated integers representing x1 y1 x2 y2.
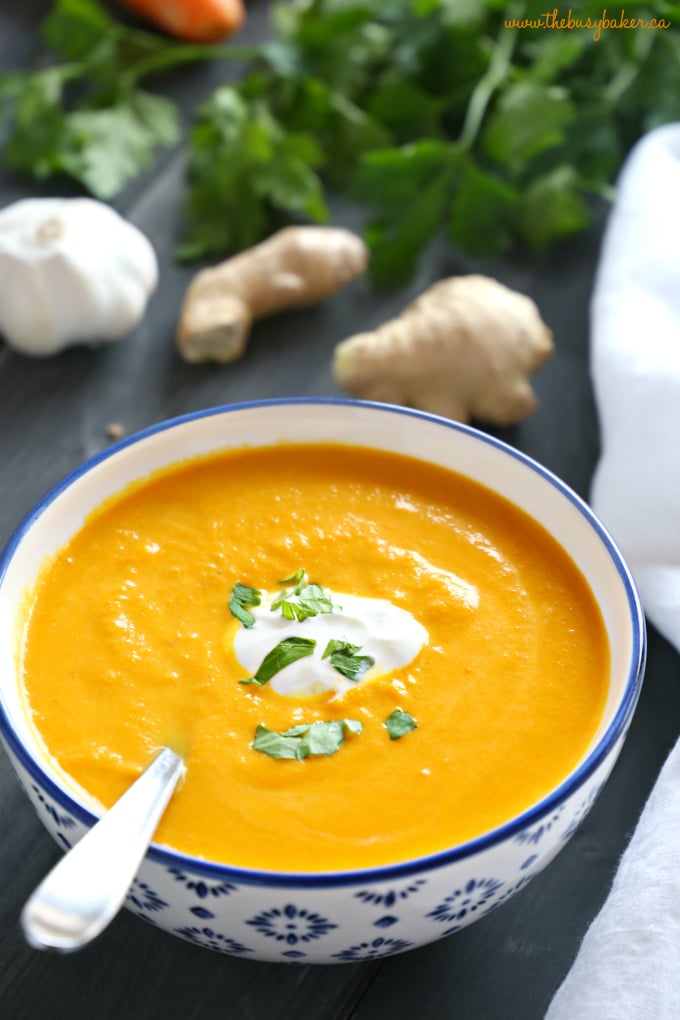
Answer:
120 0 245 42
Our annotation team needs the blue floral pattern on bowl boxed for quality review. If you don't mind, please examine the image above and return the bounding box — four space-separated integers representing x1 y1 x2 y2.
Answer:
167 867 237 900
354 879 427 908
127 878 168 914
560 782 605 842
31 784 77 830
247 904 337 946
332 936 413 961
514 806 566 846
174 926 253 955
427 877 504 933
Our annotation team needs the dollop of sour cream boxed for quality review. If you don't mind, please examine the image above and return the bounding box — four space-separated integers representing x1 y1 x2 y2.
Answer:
233 591 429 698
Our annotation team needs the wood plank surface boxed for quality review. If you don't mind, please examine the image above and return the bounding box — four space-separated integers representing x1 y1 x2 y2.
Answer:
1 5 676 1019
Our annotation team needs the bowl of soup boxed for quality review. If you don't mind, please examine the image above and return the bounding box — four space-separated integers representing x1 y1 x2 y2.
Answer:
0 399 645 962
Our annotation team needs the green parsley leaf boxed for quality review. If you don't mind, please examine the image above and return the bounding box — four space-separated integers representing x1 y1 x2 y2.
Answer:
365 75 441 146
43 0 121 64
252 718 362 760
0 0 251 200
1 68 79 181
482 80 576 178
241 636 316 686
353 139 458 286
277 568 307 592
63 91 180 199
228 581 262 629
447 156 519 256
322 639 375 682
271 569 338 622
179 85 329 262
275 584 338 622
384 708 417 740
518 165 591 249
524 32 590 85
352 137 454 211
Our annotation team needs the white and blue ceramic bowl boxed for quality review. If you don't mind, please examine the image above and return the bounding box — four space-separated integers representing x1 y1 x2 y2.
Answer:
0 399 645 963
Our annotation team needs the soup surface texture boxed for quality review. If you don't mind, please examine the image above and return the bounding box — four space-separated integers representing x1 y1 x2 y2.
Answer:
20 442 609 872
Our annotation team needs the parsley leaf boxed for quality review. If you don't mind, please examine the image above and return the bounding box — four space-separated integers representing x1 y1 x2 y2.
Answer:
228 581 262 629
322 639 375 681
481 80 575 178
384 708 417 740
63 92 180 200
252 718 362 760
179 85 328 261
277 568 307 591
270 568 338 622
352 139 458 285
518 165 591 249
274 584 337 622
447 156 519 256
241 636 316 686
0 0 250 199
1 67 80 182
42 0 122 64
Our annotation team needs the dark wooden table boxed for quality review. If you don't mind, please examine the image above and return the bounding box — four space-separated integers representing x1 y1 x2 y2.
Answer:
1 5 677 1018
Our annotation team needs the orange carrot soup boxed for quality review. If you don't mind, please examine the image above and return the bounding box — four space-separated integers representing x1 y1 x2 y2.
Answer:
19 442 609 872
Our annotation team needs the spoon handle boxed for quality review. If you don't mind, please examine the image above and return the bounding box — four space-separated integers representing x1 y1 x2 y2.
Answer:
21 747 184 952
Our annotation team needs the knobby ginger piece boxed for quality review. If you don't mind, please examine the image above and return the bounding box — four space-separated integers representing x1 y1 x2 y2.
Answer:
333 274 553 424
177 226 369 363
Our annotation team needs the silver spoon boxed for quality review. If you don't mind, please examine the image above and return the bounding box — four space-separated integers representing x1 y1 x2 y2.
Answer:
21 747 184 952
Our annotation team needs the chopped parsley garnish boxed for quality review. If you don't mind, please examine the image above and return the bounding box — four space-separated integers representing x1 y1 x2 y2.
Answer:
322 639 375 682
252 719 363 760
271 567 339 622
384 708 417 741
277 568 307 592
228 581 261 629
240 636 316 686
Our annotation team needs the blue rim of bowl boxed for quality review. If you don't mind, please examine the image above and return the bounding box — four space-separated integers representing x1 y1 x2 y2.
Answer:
0 397 646 889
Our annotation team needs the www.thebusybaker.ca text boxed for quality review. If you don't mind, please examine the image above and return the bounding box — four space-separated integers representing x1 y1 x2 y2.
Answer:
504 7 671 41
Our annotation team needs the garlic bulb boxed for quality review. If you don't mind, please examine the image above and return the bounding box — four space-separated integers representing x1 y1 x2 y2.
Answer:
0 198 158 356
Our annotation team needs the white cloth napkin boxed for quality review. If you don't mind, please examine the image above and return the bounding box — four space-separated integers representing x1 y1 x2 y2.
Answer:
590 122 680 651
546 122 680 1019
545 739 680 1020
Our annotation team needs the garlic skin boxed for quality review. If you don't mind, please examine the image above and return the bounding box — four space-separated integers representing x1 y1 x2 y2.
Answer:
0 198 158 356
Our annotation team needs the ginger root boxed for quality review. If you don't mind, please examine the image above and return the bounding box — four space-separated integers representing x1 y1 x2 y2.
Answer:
332 274 553 424
177 226 368 363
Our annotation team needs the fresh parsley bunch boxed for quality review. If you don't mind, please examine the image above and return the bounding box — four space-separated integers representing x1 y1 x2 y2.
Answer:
180 0 680 282
0 0 252 199
2 0 679 284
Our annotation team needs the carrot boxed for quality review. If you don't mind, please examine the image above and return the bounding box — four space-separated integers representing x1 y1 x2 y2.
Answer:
120 0 245 42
